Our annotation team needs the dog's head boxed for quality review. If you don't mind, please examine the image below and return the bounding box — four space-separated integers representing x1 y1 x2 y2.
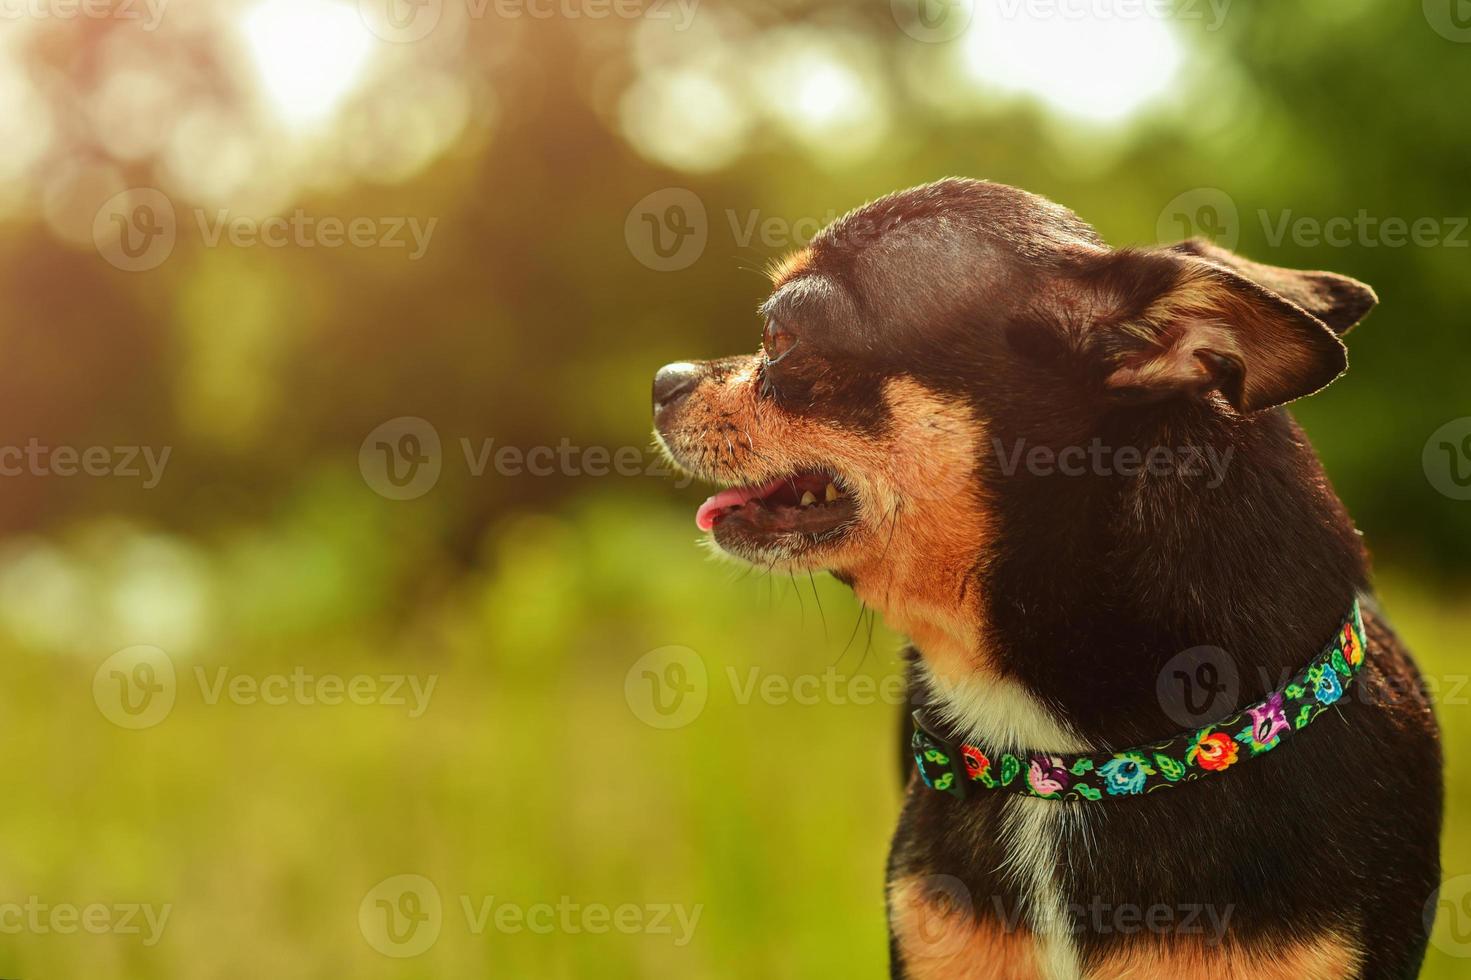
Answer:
652 178 1375 663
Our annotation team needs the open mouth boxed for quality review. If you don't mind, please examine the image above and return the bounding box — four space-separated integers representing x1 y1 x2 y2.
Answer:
695 470 859 549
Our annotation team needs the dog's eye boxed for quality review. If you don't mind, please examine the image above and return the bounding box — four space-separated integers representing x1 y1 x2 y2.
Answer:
762 319 798 363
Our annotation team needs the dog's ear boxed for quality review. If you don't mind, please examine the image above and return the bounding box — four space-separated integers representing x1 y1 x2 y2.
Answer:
1168 238 1377 335
1075 247 1350 413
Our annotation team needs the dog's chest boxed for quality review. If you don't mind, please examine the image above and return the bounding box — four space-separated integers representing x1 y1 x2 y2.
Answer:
994 798 1084 979
889 793 1086 980
895 664 1090 978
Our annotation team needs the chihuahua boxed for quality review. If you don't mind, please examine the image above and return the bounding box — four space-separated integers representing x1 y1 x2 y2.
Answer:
651 179 1441 979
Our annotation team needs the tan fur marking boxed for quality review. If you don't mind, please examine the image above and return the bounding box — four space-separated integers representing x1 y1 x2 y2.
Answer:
846 378 992 683
1088 932 1363 980
890 877 1040 980
658 367 995 677
1114 264 1341 410
766 247 813 286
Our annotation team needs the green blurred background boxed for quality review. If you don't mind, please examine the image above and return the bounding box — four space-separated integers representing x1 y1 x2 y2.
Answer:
0 0 1467 975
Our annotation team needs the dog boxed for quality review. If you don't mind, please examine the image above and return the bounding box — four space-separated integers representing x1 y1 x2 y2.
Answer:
651 178 1442 979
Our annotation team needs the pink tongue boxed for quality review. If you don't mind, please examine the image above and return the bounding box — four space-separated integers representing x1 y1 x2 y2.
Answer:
695 479 785 531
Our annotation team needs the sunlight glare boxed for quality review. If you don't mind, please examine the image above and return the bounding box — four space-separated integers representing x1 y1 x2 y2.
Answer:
240 0 377 128
755 34 889 164
793 61 863 127
961 4 1182 123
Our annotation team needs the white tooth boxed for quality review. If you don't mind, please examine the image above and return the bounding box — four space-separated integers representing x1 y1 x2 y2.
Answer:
825 483 839 502
800 491 817 506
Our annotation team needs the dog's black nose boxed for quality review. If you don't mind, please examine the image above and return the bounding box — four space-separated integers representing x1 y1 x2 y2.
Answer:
653 361 701 414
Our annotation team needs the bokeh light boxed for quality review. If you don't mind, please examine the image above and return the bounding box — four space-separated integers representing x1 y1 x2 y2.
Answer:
960 3 1183 123
238 0 378 129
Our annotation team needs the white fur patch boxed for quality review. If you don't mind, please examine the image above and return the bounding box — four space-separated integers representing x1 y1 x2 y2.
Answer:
919 662 1092 979
999 799 1084 980
917 660 1089 755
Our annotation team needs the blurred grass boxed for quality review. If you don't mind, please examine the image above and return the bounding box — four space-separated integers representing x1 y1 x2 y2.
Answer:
0 495 1465 978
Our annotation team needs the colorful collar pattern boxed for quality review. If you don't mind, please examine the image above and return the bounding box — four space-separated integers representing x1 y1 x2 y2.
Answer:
912 601 1366 802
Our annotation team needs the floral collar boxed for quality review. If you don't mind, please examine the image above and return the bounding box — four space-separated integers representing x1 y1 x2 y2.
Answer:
912 601 1366 802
